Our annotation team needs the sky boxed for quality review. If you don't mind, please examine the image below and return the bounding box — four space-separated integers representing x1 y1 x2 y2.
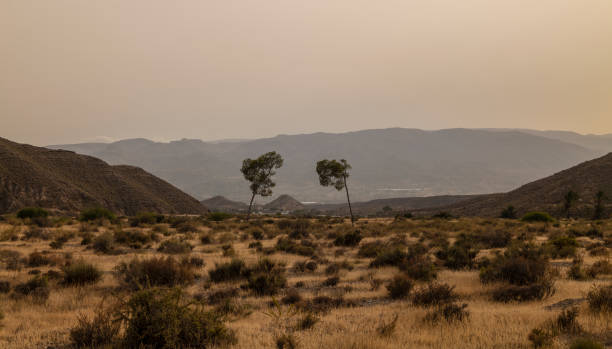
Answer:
1 0 612 146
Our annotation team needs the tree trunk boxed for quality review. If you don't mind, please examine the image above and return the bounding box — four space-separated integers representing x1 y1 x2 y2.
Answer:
246 192 256 221
343 174 354 227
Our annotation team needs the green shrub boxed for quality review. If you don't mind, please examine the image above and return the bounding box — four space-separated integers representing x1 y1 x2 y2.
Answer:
545 235 578 258
114 230 154 248
370 247 407 268
79 208 116 222
62 261 102 286
479 243 549 286
357 240 386 258
115 257 195 290
121 287 236 348
436 244 478 270
386 274 413 299
17 207 49 219
522 212 554 223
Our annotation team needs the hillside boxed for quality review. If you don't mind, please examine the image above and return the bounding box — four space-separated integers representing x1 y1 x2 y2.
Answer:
0 137 207 215
201 196 248 213
49 128 603 203
433 153 612 218
264 194 305 212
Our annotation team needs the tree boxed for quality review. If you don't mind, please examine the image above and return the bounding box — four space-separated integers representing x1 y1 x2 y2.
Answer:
241 152 283 221
316 159 355 226
563 190 579 219
593 190 608 220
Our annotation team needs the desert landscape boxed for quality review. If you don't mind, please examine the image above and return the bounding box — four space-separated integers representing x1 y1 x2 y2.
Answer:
0 211 610 348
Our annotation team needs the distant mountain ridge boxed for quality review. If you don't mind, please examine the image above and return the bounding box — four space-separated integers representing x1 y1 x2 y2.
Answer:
264 194 305 212
49 128 608 203
0 137 207 215
426 152 612 218
201 196 248 213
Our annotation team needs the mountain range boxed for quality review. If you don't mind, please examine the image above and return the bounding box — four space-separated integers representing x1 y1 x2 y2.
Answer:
0 137 207 215
49 128 612 203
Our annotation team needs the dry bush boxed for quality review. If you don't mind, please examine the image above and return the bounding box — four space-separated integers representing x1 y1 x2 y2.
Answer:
209 259 247 283
386 275 413 300
157 238 193 254
491 280 555 302
13 276 50 304
412 282 458 307
70 307 120 348
115 256 195 290
61 260 102 286
586 284 612 314
245 258 287 296
423 303 470 324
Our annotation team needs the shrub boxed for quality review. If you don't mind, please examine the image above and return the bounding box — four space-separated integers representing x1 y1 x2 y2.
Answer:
479 244 549 286
282 289 303 305
334 230 362 247
528 327 555 348
522 212 554 223
209 212 232 222
357 240 386 258
209 259 248 283
586 259 612 278
26 251 54 267
49 234 69 249
17 207 49 219
436 244 478 270
115 257 195 290
62 261 102 286
70 308 120 348
412 283 458 307
245 259 287 296
0 281 10 294
423 303 469 324
491 280 555 302
555 307 581 334
129 212 164 227
79 208 116 222
275 333 298 349
322 276 340 287
400 255 437 282
586 284 612 314
157 238 193 254
275 237 315 256
296 312 319 331
386 275 413 299
13 276 50 303
545 235 578 258
93 233 115 254
500 206 517 219
114 230 154 248
570 338 605 349
370 247 407 268
120 287 236 348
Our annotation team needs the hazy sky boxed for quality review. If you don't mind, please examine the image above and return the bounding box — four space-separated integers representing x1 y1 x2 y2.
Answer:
2 0 612 145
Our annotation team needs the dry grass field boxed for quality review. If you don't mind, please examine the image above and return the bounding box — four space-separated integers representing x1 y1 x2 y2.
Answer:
0 211 610 348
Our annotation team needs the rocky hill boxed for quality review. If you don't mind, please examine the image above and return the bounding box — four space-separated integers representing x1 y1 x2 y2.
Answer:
431 153 612 218
0 137 207 215
201 196 248 213
264 194 305 212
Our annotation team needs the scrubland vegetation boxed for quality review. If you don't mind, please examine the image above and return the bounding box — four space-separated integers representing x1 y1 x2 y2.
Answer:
0 209 610 348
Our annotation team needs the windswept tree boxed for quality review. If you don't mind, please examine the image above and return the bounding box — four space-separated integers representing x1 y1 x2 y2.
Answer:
563 190 579 219
593 190 608 220
316 159 354 226
241 151 283 221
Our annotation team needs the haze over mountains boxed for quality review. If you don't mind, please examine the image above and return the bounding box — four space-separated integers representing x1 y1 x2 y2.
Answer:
0 137 207 215
49 128 612 204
